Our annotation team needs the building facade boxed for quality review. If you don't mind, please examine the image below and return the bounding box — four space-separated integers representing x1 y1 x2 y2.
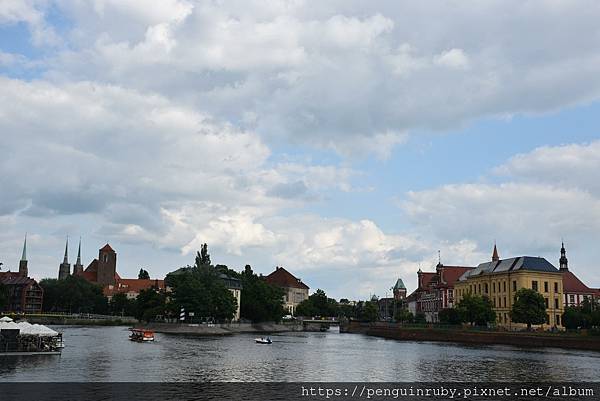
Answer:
455 251 565 329
558 243 600 307
0 236 43 313
411 263 474 323
264 266 309 316
75 243 165 300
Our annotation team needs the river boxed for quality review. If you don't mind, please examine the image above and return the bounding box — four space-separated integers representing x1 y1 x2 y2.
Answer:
1 326 599 381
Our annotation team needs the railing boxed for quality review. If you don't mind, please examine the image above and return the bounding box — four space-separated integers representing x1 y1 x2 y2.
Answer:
2 312 136 320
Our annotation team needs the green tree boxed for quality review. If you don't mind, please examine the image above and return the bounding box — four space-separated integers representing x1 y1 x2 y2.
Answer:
562 307 582 330
457 293 495 326
510 288 546 330
360 301 379 322
240 265 285 322
165 248 237 321
138 269 150 280
295 289 338 318
414 313 427 324
439 308 462 325
394 308 414 323
109 292 137 317
135 288 166 322
40 276 108 314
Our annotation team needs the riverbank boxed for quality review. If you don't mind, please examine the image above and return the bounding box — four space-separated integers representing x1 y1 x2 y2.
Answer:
147 322 304 335
343 322 600 352
2 314 136 326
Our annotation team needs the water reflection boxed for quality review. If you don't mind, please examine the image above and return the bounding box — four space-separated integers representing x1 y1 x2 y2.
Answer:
1 326 599 382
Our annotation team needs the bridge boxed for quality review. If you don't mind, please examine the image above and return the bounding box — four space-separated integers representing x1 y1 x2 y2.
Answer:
301 319 340 332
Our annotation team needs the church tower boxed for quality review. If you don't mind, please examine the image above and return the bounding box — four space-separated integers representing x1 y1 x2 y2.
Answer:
73 238 84 275
58 238 71 280
559 241 569 271
97 243 117 286
18 235 28 277
492 243 500 262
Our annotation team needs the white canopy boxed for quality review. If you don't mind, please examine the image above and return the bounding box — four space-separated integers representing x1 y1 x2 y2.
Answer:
0 316 14 322
0 321 20 330
29 324 59 337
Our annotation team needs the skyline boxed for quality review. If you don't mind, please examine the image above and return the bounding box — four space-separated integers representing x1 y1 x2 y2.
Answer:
1 1 600 299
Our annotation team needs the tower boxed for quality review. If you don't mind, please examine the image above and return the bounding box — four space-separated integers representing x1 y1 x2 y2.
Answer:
492 243 500 262
559 241 569 271
73 238 84 275
58 238 71 280
393 278 407 300
18 235 28 277
97 243 117 286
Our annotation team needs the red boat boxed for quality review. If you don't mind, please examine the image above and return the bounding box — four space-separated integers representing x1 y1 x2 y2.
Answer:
129 328 155 342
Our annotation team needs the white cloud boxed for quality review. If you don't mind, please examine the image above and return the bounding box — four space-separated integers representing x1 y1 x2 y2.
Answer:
434 48 470 69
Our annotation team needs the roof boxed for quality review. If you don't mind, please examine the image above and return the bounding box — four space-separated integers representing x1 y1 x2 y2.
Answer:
76 259 121 283
0 272 39 287
100 243 115 252
103 278 165 297
562 271 595 294
418 272 436 289
439 266 474 286
459 256 559 281
393 278 406 290
265 267 309 290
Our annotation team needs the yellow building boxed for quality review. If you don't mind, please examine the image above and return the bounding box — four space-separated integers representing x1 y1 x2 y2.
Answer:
454 251 564 330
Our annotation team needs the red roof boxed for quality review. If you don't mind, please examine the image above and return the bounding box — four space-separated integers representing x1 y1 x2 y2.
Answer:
265 267 309 290
103 278 165 297
100 243 115 252
440 266 474 286
418 272 436 289
562 271 595 294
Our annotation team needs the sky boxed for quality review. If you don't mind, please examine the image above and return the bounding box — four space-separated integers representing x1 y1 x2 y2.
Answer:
1 0 600 300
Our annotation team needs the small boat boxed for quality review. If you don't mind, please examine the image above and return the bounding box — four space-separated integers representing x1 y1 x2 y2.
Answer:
255 337 272 344
129 328 155 342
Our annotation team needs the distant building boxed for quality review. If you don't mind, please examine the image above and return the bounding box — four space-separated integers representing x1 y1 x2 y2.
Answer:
455 245 565 329
264 266 309 315
558 242 600 307
58 238 71 280
393 278 407 300
0 236 43 313
75 243 165 300
409 260 474 323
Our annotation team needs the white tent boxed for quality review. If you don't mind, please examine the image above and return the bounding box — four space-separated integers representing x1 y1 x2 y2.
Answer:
0 321 20 330
30 324 59 337
16 321 35 334
0 316 14 322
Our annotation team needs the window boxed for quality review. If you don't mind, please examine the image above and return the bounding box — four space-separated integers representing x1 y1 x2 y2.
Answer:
493 298 496 307
478 284 481 294
544 298 549 308
554 298 559 309
556 315 561 326
503 297 506 307
569 294 575 304
512 281 516 291
493 282 496 293
554 282 558 293
484 283 488 294
544 282 549 292
546 314 550 325
532 281 538 292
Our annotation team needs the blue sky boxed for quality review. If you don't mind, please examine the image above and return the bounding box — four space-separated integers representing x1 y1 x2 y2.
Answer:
1 1 600 299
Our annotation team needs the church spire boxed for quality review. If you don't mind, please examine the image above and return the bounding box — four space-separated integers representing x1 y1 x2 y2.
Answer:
21 234 27 261
73 237 84 275
492 242 499 262
76 238 82 265
63 237 69 264
19 234 28 277
559 241 569 271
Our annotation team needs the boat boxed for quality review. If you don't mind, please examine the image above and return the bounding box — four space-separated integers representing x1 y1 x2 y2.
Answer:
129 328 155 342
255 337 272 344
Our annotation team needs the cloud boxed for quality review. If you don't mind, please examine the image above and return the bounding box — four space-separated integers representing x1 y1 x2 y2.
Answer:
8 1 597 157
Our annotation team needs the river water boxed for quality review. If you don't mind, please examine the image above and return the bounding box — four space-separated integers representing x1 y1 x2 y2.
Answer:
1 326 599 382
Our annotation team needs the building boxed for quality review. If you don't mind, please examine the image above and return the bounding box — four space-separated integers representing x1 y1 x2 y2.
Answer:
558 242 600 307
454 246 565 329
393 278 407 300
75 243 165 300
58 239 71 280
410 261 474 323
0 236 44 313
264 266 309 315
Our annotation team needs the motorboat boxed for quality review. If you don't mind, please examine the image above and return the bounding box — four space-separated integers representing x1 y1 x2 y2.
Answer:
129 328 155 342
255 337 272 344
